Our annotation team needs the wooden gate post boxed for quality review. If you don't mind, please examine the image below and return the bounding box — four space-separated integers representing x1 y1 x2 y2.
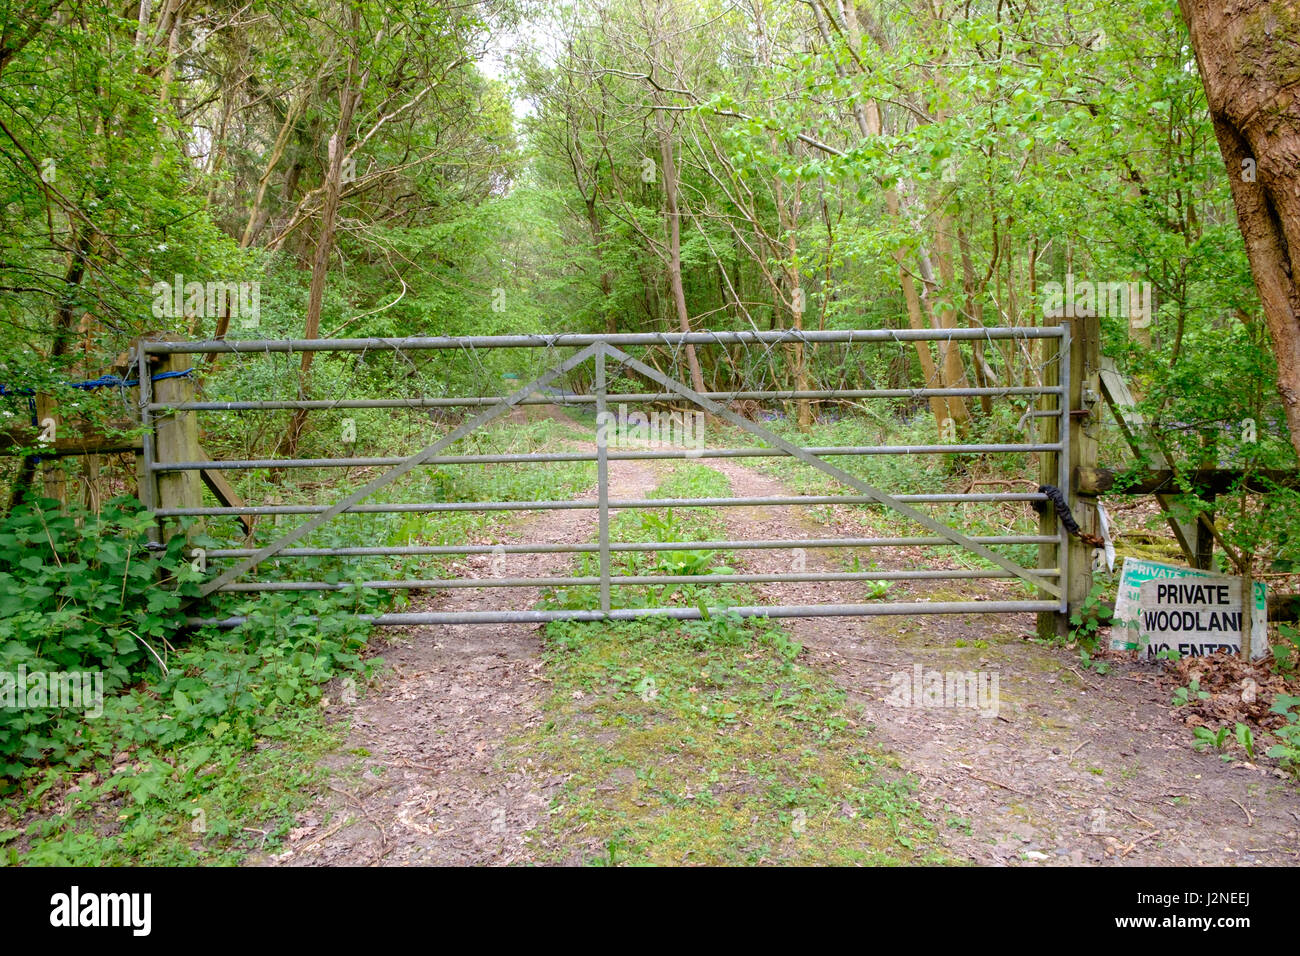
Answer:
1038 313 1101 639
149 338 203 542
33 393 67 506
1065 313 1101 619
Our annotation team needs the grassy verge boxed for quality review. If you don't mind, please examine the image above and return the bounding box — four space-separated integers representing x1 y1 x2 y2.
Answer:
516 460 947 865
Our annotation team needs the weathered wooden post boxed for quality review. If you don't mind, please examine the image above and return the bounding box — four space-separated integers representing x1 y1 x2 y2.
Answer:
146 335 203 542
1066 312 1101 617
33 393 66 506
1039 312 1101 638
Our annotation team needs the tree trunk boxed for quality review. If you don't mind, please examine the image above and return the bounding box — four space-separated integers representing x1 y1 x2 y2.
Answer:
957 221 993 414
658 131 706 395
277 8 365 460
584 196 617 334
242 95 304 248
929 222 972 427
1180 0 1300 460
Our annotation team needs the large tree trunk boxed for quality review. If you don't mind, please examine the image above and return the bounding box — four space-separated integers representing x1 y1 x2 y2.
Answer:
1180 0 1300 459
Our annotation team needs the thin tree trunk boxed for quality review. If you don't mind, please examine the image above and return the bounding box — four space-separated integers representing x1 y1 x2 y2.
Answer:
958 221 993 415
242 94 304 248
658 131 705 395
931 221 972 425
278 7 365 459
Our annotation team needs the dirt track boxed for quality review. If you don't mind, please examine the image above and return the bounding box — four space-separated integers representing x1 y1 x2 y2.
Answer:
705 458 1300 865
262 446 1300 866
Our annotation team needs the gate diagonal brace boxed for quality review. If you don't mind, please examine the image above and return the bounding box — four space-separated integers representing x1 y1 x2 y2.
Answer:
602 344 1061 599
195 342 605 600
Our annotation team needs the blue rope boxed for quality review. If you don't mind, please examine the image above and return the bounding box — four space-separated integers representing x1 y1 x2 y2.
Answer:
0 368 193 396
3 368 194 465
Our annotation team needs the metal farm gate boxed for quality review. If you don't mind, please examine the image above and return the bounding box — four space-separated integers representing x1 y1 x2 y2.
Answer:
135 328 1073 628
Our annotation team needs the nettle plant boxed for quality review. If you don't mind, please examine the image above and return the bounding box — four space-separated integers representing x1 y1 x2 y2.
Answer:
0 497 200 773
0 496 386 790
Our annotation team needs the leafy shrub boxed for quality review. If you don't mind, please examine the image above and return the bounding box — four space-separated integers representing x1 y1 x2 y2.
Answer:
1267 693 1300 773
0 497 199 776
0 497 383 787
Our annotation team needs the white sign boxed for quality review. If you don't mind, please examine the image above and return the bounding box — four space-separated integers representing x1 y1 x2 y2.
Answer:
1111 558 1267 659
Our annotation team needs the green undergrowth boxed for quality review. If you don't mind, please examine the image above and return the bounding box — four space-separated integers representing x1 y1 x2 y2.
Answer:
542 461 750 612
3 417 594 864
1 512 382 863
1 418 595 868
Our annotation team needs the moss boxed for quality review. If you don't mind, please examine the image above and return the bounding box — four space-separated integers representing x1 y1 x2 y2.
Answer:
511 617 948 865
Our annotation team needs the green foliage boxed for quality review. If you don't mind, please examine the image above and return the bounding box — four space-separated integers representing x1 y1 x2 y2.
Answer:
1069 582 1115 652
1172 678 1211 708
0 497 200 777
0 496 386 862
1271 624 1300 675
1191 721 1255 762
1265 694 1300 774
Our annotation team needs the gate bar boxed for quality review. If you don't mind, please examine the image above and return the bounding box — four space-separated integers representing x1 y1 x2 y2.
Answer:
595 346 611 613
196 534 1060 559
135 345 160 545
1057 323 1071 615
191 600 1062 628
154 385 1063 412
146 326 1066 355
212 568 1061 592
154 442 1063 471
156 490 1049 518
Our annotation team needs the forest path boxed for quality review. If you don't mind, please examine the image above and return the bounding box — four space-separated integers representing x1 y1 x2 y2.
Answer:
262 418 1300 866
705 456 1300 865
260 441 657 866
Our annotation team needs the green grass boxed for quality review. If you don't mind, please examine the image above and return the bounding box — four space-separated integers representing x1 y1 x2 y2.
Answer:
516 612 944 865
517 460 947 865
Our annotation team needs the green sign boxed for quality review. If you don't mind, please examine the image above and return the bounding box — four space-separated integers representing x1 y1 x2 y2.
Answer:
1111 558 1267 659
